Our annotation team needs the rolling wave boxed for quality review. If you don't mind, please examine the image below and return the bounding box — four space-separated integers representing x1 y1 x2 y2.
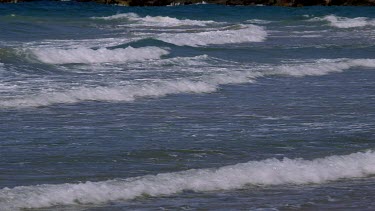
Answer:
311 15 375 28
92 13 217 27
0 71 255 108
31 46 169 64
1 150 374 210
157 24 267 46
0 58 374 108
275 58 375 76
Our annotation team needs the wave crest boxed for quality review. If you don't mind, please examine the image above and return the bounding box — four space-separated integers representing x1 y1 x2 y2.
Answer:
0 69 257 108
1 58 374 108
276 58 375 76
157 24 267 46
1 150 374 210
0 80 217 108
311 15 375 28
93 13 216 27
31 46 169 64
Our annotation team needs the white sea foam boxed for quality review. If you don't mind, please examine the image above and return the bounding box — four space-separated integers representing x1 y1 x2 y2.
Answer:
299 35 322 38
31 46 169 64
290 30 324 38
245 19 273 24
92 12 138 20
1 150 374 210
3 81 215 108
93 13 216 27
157 24 267 46
146 54 212 67
312 15 375 28
1 58 374 108
275 59 375 77
0 70 257 108
24 37 143 49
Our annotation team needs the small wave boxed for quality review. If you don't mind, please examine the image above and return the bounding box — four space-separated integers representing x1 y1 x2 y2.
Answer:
92 12 139 20
275 59 375 77
1 150 374 210
93 13 216 27
23 37 143 49
299 35 322 38
0 81 215 108
31 46 169 64
147 54 212 67
245 19 273 24
1 58 374 108
157 24 267 46
0 47 38 66
0 69 257 108
311 15 375 28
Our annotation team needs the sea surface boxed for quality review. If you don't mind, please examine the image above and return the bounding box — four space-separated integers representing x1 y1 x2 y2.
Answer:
0 2 375 210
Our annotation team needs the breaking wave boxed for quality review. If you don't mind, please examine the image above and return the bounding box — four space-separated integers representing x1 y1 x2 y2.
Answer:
275 58 375 77
0 58 374 108
0 70 256 108
31 46 169 64
312 15 375 28
157 24 267 46
245 19 273 24
93 13 216 27
1 150 374 210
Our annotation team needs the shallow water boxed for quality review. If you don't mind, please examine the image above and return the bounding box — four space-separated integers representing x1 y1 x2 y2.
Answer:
0 2 374 210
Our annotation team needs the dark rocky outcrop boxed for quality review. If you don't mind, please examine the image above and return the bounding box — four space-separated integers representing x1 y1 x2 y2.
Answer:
1 0 374 6
81 0 375 6
0 0 33 2
328 0 375 5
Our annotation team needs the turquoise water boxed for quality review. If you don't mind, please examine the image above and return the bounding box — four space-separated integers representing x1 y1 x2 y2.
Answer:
0 2 375 210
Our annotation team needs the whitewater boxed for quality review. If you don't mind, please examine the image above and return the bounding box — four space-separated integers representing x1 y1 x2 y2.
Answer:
1 150 375 210
1 58 375 108
0 2 374 210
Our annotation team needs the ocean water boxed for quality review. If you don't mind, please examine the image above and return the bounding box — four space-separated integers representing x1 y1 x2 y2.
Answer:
0 2 375 210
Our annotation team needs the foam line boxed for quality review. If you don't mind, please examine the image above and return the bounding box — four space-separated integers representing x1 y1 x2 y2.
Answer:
1 150 374 210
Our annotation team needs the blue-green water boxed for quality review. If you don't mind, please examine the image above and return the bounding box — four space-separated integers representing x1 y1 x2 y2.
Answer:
0 2 375 210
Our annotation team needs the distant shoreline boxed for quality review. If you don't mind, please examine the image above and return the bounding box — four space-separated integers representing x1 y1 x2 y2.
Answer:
1 0 375 6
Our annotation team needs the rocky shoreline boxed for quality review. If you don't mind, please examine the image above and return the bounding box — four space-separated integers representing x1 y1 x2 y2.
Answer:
1 0 374 6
